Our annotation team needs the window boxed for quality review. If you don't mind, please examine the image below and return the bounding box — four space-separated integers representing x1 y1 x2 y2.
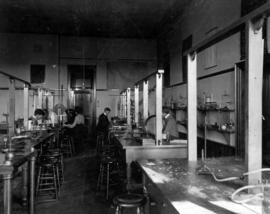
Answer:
204 27 218 69
68 65 95 89
30 64 45 84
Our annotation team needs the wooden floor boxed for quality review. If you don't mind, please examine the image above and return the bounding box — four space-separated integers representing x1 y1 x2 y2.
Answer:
9 141 153 214
11 149 113 214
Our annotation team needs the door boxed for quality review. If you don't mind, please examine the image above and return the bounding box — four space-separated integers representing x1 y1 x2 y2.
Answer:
74 90 95 135
235 61 246 159
68 65 96 136
263 61 270 165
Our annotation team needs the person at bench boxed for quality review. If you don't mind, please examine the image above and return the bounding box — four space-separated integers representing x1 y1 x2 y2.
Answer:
162 107 179 140
96 107 111 139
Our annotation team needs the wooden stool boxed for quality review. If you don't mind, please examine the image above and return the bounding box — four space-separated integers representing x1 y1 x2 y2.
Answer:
96 134 105 157
44 151 64 187
113 193 147 214
61 135 74 157
96 156 121 200
96 134 117 161
36 160 59 202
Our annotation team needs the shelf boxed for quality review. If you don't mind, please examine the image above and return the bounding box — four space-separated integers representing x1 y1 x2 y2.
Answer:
197 107 234 112
177 120 187 126
197 124 235 134
164 106 234 112
163 106 187 111
207 126 235 133
173 106 187 111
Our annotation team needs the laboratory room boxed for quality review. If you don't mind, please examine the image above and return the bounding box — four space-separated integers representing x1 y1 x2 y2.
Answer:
0 0 270 214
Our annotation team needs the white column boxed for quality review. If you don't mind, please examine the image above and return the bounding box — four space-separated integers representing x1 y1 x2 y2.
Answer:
127 88 131 126
134 85 139 126
246 20 264 185
123 92 127 118
187 52 197 161
156 70 163 146
8 79 15 138
143 80 149 122
37 88 42 109
119 94 123 118
23 85 29 129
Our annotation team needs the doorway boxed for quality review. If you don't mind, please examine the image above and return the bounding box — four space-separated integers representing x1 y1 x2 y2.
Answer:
68 64 96 136
235 61 246 159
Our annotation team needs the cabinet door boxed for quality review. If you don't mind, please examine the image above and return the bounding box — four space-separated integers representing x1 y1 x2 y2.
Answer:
145 177 179 214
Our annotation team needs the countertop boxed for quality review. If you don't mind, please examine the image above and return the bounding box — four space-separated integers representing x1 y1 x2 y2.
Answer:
0 131 55 176
138 158 270 214
113 128 187 149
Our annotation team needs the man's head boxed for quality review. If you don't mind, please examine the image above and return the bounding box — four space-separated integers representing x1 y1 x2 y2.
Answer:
104 107 111 115
34 109 45 120
75 106 83 115
162 107 170 117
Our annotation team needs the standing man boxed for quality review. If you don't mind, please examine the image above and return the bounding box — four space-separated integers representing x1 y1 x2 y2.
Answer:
162 107 179 140
96 107 111 138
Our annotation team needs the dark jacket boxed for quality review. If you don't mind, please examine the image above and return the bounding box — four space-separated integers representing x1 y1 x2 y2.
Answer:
163 114 179 139
96 113 110 135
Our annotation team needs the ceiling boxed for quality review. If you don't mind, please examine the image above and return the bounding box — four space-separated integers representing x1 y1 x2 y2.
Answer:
0 0 189 38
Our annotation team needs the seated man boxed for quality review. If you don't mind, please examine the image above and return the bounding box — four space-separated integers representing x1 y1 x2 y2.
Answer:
162 107 179 140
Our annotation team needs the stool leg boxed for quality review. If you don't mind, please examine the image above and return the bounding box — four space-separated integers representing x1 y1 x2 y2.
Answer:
97 163 105 191
35 167 41 197
56 165 60 195
96 164 102 191
70 137 75 154
53 166 58 200
106 164 110 200
60 155 64 184
115 206 122 214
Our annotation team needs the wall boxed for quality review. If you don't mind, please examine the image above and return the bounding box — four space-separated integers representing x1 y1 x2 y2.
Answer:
163 0 241 84
0 33 157 122
160 0 242 146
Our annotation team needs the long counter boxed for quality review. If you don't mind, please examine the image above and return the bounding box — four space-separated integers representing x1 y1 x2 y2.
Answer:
112 128 188 188
0 130 56 214
138 158 269 214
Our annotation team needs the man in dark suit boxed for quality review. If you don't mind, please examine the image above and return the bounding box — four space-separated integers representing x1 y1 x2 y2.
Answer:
162 107 179 140
96 107 111 137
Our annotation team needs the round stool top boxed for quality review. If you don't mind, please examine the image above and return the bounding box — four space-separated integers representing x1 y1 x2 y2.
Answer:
101 156 116 164
115 193 146 205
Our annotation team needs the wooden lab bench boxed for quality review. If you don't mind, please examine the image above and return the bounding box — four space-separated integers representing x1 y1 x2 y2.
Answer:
138 158 269 214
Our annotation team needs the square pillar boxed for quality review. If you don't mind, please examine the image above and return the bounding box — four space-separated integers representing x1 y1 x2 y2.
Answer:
143 80 149 122
187 53 197 161
156 70 164 146
134 85 139 125
8 79 15 138
127 88 131 125
23 85 29 129
246 19 264 185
